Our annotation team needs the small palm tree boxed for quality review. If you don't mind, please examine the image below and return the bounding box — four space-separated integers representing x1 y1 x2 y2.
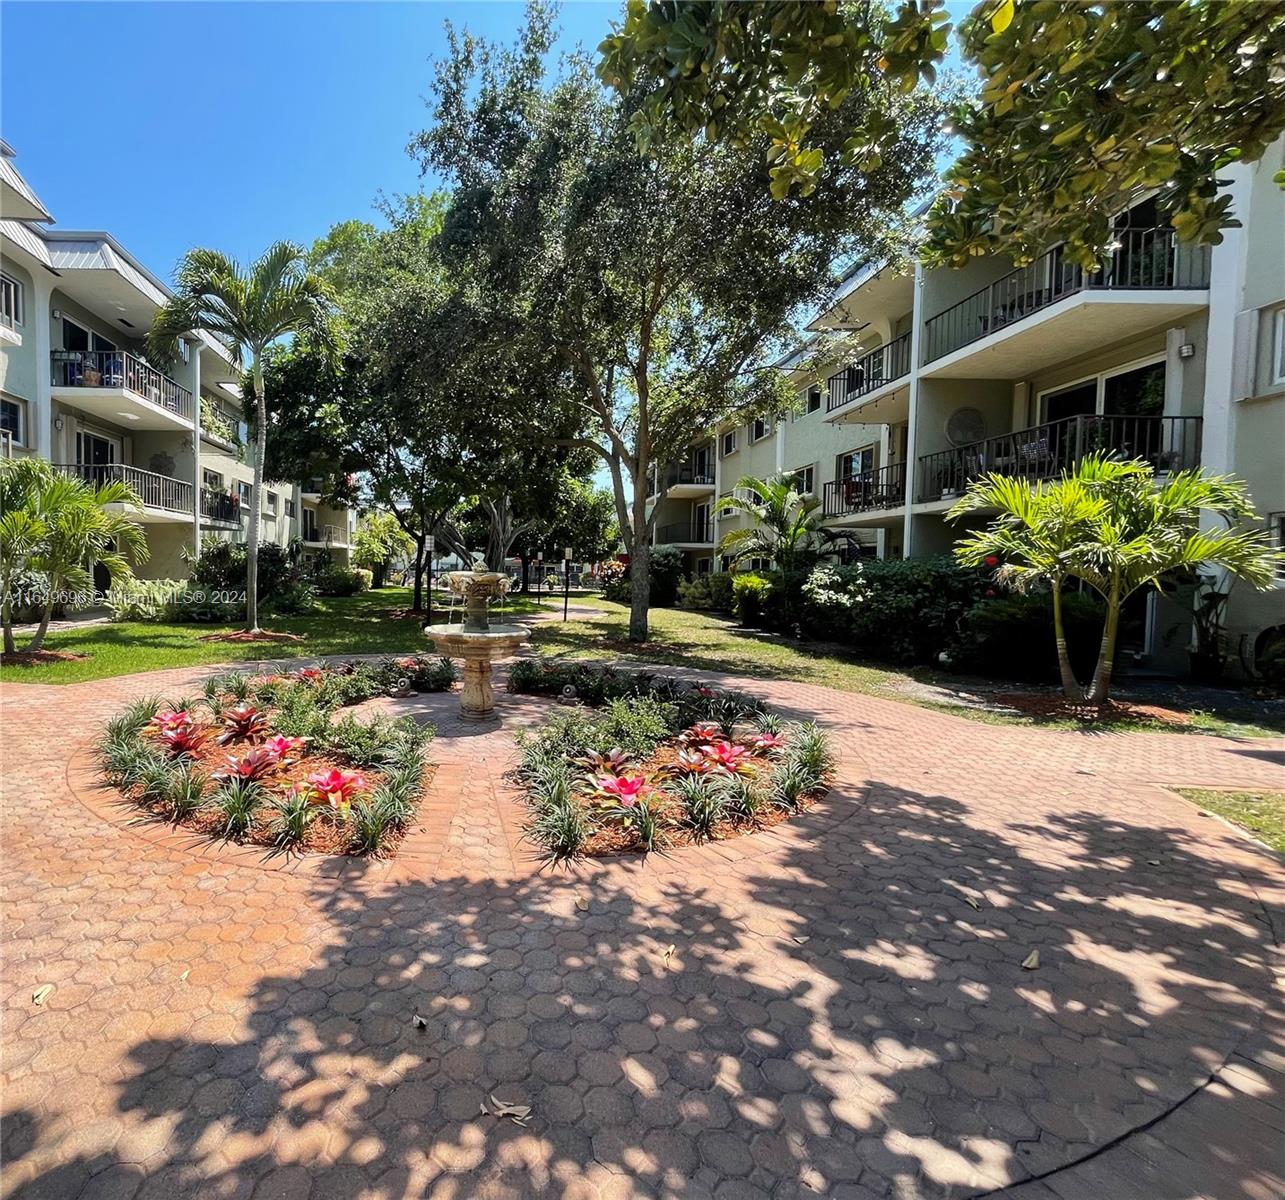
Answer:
949 472 1106 701
1 458 51 654
714 473 836 577
0 459 149 653
149 244 336 631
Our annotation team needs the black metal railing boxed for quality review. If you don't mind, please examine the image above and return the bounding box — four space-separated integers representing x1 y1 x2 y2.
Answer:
200 488 239 524
303 522 346 546
922 228 1212 363
823 462 907 516
826 332 912 412
915 414 1203 501
55 462 194 513
50 350 193 419
656 518 714 545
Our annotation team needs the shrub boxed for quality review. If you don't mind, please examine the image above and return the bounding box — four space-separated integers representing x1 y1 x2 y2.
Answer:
677 571 734 612
322 712 431 771
599 559 630 604
191 539 301 601
267 681 334 740
212 777 264 839
162 765 207 822
649 544 685 608
311 564 370 596
732 572 774 626
378 654 457 693
673 775 728 841
348 795 400 854
107 578 242 624
945 591 1106 682
529 795 589 863
771 759 814 809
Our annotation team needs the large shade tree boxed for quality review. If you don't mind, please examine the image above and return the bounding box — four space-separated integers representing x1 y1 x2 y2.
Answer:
602 0 1285 267
418 4 950 640
149 244 336 631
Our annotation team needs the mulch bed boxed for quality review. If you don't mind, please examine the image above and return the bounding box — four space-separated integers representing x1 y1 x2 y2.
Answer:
994 692 1194 727
2 649 90 666
198 630 307 644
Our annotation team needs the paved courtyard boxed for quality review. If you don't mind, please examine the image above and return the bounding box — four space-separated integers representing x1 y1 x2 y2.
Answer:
2 654 1283 1199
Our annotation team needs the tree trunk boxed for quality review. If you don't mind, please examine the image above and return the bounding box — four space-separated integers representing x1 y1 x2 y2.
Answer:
629 539 651 642
246 358 266 633
1050 583 1082 702
26 590 56 653
411 535 425 613
1086 578 1123 705
520 554 530 594
2 582 16 655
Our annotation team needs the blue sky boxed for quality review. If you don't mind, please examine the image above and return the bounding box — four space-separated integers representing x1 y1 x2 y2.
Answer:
1 1 620 281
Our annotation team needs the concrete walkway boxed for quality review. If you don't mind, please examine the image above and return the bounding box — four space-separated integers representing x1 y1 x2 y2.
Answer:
1 655 1283 1199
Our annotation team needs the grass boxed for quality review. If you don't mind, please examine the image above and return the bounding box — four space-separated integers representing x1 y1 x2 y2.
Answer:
527 601 1284 738
1174 789 1285 853
1 588 554 686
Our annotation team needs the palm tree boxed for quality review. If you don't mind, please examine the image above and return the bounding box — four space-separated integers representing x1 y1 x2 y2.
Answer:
149 244 336 631
1067 456 1279 703
949 455 1281 705
714 473 836 578
948 472 1106 701
0 458 148 654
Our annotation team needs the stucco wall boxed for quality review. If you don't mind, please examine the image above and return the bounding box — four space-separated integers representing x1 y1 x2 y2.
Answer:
0 256 37 403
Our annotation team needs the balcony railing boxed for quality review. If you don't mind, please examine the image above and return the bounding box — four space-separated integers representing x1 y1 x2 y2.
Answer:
55 462 194 514
200 488 240 524
826 332 912 412
922 228 1212 363
50 350 193 420
823 462 907 517
648 463 716 497
304 523 346 546
915 414 1203 502
656 518 714 545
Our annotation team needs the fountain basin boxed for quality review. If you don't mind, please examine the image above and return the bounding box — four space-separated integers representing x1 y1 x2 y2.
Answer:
425 622 529 721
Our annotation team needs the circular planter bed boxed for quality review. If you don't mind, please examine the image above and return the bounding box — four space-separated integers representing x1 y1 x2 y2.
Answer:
95 656 453 858
508 661 835 861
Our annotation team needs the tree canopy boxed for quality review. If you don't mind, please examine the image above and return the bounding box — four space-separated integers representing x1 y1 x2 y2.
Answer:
601 0 1285 268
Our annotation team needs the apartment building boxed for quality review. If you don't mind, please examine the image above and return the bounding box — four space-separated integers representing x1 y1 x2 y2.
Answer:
652 142 1284 673
0 143 352 589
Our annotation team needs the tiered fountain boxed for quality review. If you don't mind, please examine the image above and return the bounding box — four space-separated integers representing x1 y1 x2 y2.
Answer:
423 565 528 722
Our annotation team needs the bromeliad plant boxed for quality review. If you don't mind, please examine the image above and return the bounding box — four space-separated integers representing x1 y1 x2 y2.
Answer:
218 702 270 743
306 768 370 818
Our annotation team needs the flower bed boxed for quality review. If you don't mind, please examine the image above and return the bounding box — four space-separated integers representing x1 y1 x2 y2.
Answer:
95 660 443 857
511 665 835 861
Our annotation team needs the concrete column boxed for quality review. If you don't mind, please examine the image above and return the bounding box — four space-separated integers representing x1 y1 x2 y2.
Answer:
901 263 926 557
186 340 203 560
1163 327 1186 418
712 433 722 552
775 414 786 473
32 274 53 461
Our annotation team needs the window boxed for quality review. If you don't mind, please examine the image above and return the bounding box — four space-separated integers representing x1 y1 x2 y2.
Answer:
790 465 815 495
805 387 822 415
237 482 252 507
750 416 773 442
721 430 738 456
202 468 223 490
1274 309 1285 386
1 396 24 446
285 498 296 519
1273 513 1285 581
265 492 278 516
839 446 875 479
1 273 23 329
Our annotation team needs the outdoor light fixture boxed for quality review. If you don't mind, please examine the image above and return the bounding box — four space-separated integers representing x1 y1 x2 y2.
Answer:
1179 343 1196 359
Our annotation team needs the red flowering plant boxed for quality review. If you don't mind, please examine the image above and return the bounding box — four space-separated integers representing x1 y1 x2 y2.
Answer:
215 746 280 782
296 667 326 684
159 723 209 759
218 702 269 744
151 708 194 735
743 732 786 756
574 747 631 776
703 740 753 775
674 748 718 775
594 773 651 809
261 735 307 763
307 768 369 817
677 721 722 750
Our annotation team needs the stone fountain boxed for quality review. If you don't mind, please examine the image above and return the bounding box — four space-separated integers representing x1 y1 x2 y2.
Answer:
423 565 529 722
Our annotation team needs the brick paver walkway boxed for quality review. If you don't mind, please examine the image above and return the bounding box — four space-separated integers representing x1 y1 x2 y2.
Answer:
2 654 1283 1199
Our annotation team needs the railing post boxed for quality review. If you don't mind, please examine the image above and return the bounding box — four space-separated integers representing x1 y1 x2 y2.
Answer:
1073 415 1085 465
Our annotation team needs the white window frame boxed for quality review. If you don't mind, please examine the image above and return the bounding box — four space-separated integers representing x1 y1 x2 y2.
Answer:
265 491 279 517
1 394 26 447
790 464 815 495
1 272 24 330
1271 512 1285 583
804 387 822 415
750 416 774 443
721 429 738 456
202 468 223 490
1272 308 1285 387
237 482 252 507
839 444 876 480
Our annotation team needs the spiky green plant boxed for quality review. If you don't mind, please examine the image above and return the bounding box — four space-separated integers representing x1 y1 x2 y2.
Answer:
163 765 208 822
673 774 729 842
529 796 589 863
212 777 264 839
269 792 317 848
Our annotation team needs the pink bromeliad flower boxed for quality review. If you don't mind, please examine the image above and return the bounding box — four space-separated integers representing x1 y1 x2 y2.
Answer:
704 740 752 774
151 708 194 734
675 749 717 775
595 773 649 808
308 768 369 816
745 732 786 754
678 721 722 749
297 667 326 683
261 735 306 762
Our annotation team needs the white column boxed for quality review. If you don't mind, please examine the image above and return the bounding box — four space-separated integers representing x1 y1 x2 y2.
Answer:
901 263 926 558
712 433 722 552
775 413 786 473
187 340 202 560
32 274 53 461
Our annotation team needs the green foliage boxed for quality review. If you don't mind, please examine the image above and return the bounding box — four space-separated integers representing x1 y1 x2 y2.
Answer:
351 512 415 583
347 795 401 855
947 592 1105 683
673 774 728 842
787 722 835 782
269 792 317 848
732 573 774 626
770 759 814 811
322 712 431 771
212 777 264 839
162 764 208 822
311 564 370 596
266 682 334 741
599 560 631 605
190 540 310 609
528 793 590 864
648 545 685 608
716 474 836 580
678 571 734 612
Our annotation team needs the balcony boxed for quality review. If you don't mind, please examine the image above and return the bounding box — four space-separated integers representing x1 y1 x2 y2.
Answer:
647 462 716 500
55 462 193 521
200 488 240 526
921 229 1211 378
823 463 907 518
656 518 715 547
825 332 911 416
915 414 1203 503
50 350 193 429
303 523 349 549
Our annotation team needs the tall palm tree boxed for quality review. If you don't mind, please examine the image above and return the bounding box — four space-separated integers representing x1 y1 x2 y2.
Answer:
948 472 1106 701
0 458 148 653
149 244 336 631
714 473 836 577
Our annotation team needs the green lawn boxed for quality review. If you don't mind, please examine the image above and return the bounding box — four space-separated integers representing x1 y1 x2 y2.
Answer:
526 601 1283 738
1175 789 1285 853
1 588 554 685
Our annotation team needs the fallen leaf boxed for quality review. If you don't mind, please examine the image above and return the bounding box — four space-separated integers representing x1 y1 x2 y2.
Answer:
574 895 589 912
32 984 53 1006
662 944 677 968
489 1094 532 1121
1021 950 1040 970
412 1014 428 1031
962 895 981 911
179 969 190 982
1146 859 1160 866
792 935 811 945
